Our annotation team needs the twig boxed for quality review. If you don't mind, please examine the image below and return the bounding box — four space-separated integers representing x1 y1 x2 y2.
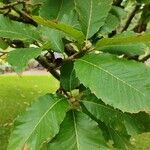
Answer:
140 54 150 63
121 4 141 32
36 56 60 80
0 1 37 26
0 1 24 10
0 51 8 57
12 7 37 26
133 4 150 33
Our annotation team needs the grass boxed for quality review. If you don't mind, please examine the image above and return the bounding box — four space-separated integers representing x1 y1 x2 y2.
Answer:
0 75 58 150
0 75 150 150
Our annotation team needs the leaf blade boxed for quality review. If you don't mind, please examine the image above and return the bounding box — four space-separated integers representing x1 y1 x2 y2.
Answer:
7 48 43 73
33 16 85 44
75 53 150 112
0 15 41 42
96 33 150 48
74 0 113 39
47 110 108 150
7 94 69 150
60 61 80 91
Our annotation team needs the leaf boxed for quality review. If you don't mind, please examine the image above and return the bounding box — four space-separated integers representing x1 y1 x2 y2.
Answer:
33 16 85 44
99 13 119 34
81 91 150 136
96 33 150 48
39 0 79 53
74 0 113 39
60 61 80 91
47 110 108 150
0 15 41 42
98 43 148 56
39 0 74 20
106 126 132 150
75 53 150 112
110 6 127 20
7 48 43 73
99 6 126 34
7 94 69 150
41 27 64 53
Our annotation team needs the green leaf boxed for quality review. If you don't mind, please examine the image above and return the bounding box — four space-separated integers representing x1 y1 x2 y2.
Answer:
47 110 108 150
7 94 69 150
96 33 150 48
41 27 64 53
39 0 74 20
74 0 113 39
106 125 131 150
0 15 41 42
81 91 150 136
60 61 80 91
98 43 148 56
75 53 150 112
39 1 79 53
7 48 43 73
110 6 127 20
33 16 85 44
99 13 119 34
99 6 126 34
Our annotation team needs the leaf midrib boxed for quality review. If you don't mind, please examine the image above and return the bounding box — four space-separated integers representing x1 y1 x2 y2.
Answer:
22 98 62 148
79 59 145 97
56 0 63 20
86 0 93 40
73 111 80 150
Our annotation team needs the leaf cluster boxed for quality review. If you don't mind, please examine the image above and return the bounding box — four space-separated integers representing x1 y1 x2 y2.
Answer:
0 0 150 149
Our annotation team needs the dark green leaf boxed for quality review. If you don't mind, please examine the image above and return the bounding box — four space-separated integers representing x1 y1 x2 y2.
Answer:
7 94 69 150
47 110 108 150
81 91 150 135
60 61 80 91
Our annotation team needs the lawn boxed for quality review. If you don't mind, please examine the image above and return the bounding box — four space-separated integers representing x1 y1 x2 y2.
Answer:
0 75 58 150
0 75 150 150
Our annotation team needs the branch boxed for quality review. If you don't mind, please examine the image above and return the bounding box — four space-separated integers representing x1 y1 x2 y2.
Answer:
36 56 60 80
140 54 150 63
0 1 24 10
0 1 37 26
0 51 8 57
0 50 8 54
133 4 150 33
121 4 141 32
12 7 37 26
